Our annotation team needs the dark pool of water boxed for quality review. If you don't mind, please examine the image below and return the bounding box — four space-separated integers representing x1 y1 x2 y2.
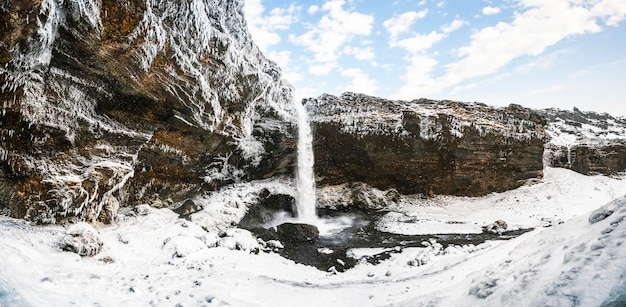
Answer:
245 208 533 272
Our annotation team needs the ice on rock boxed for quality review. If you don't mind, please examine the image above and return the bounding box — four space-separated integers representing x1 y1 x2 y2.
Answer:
60 222 103 257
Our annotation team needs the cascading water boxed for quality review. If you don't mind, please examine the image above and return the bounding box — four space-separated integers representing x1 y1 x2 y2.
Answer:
295 100 317 222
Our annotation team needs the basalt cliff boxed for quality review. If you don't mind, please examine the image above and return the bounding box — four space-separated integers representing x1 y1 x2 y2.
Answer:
0 0 296 223
542 107 626 176
305 92 549 197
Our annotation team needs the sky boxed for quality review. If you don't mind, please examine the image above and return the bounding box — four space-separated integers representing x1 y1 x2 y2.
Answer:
243 0 626 116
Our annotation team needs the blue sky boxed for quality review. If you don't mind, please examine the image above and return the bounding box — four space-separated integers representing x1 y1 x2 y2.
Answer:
244 0 626 116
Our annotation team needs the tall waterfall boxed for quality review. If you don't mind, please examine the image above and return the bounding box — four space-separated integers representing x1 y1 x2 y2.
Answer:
295 100 317 222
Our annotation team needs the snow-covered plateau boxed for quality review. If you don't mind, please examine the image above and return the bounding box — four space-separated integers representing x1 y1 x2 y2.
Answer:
1 167 625 307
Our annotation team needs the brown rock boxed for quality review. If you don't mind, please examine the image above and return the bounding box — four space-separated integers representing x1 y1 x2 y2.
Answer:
307 93 548 197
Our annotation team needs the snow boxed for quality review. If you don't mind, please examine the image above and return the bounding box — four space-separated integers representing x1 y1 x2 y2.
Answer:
1 168 625 306
306 93 547 142
376 167 626 235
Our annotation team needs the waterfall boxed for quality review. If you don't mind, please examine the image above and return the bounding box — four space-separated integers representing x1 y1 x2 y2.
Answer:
295 100 317 222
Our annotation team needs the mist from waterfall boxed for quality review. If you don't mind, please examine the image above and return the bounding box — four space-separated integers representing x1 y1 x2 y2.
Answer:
295 100 317 222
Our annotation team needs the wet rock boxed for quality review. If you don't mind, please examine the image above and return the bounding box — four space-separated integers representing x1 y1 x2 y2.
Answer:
61 222 104 256
239 191 296 229
174 199 203 218
276 223 319 242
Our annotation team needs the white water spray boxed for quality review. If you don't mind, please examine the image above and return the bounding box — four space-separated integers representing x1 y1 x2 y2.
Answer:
295 100 317 222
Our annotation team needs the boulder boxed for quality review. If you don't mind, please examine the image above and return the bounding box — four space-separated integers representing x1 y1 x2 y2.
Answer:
483 220 508 234
60 222 104 256
174 199 204 218
239 191 296 229
276 223 320 242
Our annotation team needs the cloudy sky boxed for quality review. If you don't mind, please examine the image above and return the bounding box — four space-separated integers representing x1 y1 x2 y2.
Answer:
244 0 626 116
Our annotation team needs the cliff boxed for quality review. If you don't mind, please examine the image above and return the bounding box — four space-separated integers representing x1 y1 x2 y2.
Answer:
0 0 296 223
306 92 549 196
542 108 626 176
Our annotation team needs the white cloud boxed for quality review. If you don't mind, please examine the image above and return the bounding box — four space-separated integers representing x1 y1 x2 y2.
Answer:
441 17 466 33
289 0 374 74
382 10 429 39
523 84 567 97
394 0 626 100
396 31 445 54
392 17 465 54
244 0 300 52
482 6 501 16
309 62 337 75
308 5 319 15
590 0 626 26
443 1 608 87
344 46 375 61
341 68 379 94
393 55 440 99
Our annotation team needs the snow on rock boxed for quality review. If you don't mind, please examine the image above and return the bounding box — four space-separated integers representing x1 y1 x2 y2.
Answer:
0 0 297 224
483 220 508 234
316 182 401 210
217 228 260 253
307 92 547 197
60 222 103 256
541 108 626 175
306 92 547 141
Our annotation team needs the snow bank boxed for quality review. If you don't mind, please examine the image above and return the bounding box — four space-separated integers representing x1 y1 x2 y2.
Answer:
376 167 626 235
417 194 626 306
0 170 624 306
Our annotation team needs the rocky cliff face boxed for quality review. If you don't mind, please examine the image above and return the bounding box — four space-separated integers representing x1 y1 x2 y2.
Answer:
306 92 548 197
0 0 296 223
541 108 626 176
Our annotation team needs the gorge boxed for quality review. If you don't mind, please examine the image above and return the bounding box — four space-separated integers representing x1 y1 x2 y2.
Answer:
1 0 626 306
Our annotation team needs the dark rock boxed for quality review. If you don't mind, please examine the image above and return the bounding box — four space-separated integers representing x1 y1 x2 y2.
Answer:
540 108 626 176
239 191 296 229
0 0 297 223
276 223 319 242
173 199 203 218
546 144 626 176
307 92 548 198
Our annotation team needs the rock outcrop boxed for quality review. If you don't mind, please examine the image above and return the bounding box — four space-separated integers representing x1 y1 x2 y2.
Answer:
0 0 296 223
541 108 626 176
306 92 548 197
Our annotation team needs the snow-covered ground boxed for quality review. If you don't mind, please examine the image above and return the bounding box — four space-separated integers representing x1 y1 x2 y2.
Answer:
1 168 625 306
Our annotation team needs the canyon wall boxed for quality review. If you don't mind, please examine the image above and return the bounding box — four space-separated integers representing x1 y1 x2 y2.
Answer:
542 108 626 176
306 92 549 197
0 0 296 223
